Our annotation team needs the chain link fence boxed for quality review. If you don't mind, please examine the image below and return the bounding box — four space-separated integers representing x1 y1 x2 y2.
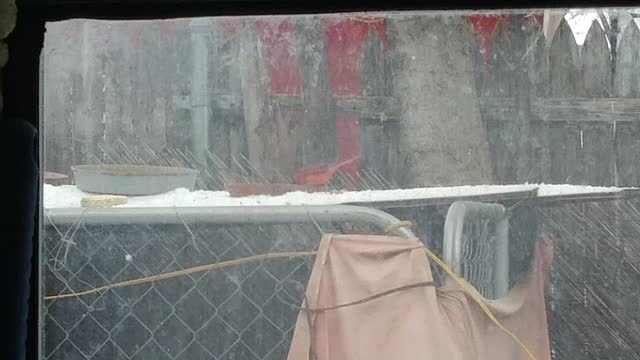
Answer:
540 197 640 360
43 196 640 359
44 221 337 360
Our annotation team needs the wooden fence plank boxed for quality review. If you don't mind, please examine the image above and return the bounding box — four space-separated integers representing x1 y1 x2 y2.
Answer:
106 23 138 164
189 19 211 166
582 21 615 186
526 17 548 98
581 21 613 97
295 16 338 167
484 96 640 123
526 18 551 181
534 98 640 122
614 21 640 97
547 19 582 184
615 21 640 187
226 36 248 177
208 22 232 168
43 21 81 175
615 122 640 186
361 28 390 183
101 34 122 165
510 15 535 182
140 23 169 161
486 23 514 98
166 20 192 153
271 94 400 120
74 21 106 167
238 20 278 179
548 122 582 184
582 123 615 185
483 23 515 183
550 20 581 97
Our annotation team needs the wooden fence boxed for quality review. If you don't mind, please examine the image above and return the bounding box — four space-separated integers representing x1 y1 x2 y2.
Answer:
43 17 402 189
42 14 640 189
482 16 640 187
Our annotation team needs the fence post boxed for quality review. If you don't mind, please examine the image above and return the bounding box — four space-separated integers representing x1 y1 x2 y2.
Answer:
238 20 278 180
512 16 533 182
548 19 582 184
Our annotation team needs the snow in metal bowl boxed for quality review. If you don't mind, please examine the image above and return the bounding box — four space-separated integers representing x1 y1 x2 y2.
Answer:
70 164 199 196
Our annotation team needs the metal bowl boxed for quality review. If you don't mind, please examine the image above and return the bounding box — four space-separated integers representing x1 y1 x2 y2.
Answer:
71 165 199 196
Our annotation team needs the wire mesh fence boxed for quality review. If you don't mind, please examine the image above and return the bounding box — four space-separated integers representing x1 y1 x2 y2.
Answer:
42 196 640 360
540 197 640 360
43 218 398 360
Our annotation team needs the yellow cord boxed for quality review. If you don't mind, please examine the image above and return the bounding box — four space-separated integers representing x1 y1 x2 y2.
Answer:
386 221 537 360
45 250 318 301
424 247 537 360
383 220 414 236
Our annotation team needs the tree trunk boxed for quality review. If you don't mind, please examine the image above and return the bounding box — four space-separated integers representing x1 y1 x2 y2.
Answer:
388 15 494 187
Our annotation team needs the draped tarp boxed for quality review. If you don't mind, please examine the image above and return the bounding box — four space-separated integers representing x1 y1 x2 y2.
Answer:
288 234 552 360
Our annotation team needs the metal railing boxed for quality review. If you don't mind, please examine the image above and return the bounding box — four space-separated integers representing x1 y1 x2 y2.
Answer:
44 205 416 238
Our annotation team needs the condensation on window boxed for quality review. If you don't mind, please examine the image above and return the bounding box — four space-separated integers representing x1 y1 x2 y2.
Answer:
41 9 640 360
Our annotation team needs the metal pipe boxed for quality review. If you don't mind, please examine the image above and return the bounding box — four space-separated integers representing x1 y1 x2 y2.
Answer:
442 201 509 298
44 205 417 239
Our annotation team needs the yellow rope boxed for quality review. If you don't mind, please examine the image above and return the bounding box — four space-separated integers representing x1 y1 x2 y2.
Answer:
386 221 538 360
44 250 317 301
425 247 537 360
46 222 538 359
383 220 414 236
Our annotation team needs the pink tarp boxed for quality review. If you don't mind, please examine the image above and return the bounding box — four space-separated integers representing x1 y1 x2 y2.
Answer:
288 234 552 360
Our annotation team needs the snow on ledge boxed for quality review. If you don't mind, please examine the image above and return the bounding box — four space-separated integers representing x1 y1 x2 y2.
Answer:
43 183 631 209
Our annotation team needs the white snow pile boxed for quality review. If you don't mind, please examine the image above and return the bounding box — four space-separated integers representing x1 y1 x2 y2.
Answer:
44 183 631 209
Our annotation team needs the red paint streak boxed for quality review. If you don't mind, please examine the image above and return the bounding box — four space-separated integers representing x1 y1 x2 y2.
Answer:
256 19 303 96
324 16 387 180
325 16 387 96
467 15 502 93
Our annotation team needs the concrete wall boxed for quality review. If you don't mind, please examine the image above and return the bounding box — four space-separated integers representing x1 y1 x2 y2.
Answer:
0 0 17 114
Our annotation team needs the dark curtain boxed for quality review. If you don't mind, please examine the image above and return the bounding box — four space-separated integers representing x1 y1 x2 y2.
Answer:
2 119 38 360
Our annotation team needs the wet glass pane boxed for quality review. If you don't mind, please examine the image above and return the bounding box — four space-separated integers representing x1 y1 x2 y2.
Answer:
41 9 640 359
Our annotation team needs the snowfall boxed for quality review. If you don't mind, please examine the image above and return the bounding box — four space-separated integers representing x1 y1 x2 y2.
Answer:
42 10 639 209
44 183 632 209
